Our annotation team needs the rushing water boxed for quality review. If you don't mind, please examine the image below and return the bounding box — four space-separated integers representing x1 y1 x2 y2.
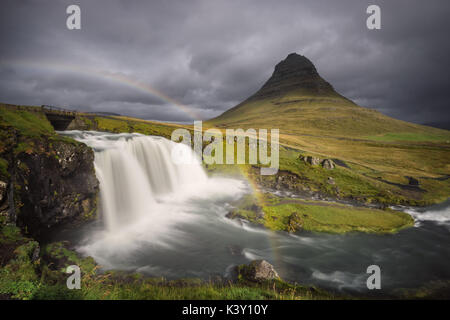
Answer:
58 131 450 296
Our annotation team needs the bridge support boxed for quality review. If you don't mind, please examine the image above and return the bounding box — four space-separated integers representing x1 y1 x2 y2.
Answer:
45 113 75 131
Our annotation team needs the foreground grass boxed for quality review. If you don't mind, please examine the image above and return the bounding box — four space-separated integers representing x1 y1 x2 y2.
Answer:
0 224 334 300
32 275 332 300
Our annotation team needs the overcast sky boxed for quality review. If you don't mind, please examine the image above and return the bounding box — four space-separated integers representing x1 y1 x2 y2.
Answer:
0 0 449 125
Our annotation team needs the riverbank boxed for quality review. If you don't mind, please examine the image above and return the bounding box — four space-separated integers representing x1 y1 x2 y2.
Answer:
226 192 414 234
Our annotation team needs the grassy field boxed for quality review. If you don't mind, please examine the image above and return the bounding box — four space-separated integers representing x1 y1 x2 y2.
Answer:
263 201 413 234
90 115 183 138
365 132 450 142
227 192 414 234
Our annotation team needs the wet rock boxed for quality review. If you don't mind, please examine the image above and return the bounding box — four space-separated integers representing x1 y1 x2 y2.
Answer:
227 260 281 283
236 260 280 282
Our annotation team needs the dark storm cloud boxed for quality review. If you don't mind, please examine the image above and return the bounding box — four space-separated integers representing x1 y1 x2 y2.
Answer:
0 0 449 124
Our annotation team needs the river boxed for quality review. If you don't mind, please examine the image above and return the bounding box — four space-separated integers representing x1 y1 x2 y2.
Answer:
57 130 450 296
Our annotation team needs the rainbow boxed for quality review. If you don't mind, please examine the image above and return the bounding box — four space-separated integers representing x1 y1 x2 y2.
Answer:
2 59 288 266
0 59 200 120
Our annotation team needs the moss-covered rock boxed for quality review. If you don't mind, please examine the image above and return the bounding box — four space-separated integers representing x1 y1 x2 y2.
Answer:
286 212 303 233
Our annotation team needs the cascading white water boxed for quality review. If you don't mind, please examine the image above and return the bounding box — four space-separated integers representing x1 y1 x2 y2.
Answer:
61 131 208 231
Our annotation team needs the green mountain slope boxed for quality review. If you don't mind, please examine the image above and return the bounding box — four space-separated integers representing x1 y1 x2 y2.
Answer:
208 53 449 140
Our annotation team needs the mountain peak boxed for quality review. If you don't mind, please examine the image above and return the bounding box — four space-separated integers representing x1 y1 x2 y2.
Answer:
276 53 317 74
249 53 336 101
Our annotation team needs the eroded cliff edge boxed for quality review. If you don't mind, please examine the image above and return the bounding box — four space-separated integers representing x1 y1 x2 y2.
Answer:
0 104 99 239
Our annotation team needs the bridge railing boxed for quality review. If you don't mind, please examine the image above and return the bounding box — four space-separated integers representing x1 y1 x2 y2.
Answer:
41 105 77 116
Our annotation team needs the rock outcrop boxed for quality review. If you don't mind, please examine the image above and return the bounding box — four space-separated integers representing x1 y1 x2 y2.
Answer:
0 114 99 238
234 260 280 282
300 155 335 170
321 159 335 170
13 139 99 238
301 155 321 166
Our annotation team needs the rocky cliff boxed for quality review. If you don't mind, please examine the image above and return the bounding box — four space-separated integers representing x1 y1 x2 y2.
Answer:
0 105 99 238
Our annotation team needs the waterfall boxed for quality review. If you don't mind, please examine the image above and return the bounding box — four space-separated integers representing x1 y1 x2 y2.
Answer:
60 131 208 231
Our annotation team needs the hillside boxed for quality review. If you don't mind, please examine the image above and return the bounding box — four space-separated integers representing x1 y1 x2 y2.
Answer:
208 53 449 140
206 53 450 206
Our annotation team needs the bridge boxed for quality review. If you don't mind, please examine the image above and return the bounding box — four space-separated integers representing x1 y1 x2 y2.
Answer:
41 105 76 130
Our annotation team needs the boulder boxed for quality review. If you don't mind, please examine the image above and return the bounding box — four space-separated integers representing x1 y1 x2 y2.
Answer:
321 159 335 170
237 260 280 282
301 156 321 165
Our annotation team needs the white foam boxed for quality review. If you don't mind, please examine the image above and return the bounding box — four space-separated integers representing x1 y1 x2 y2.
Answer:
311 269 367 291
405 205 450 227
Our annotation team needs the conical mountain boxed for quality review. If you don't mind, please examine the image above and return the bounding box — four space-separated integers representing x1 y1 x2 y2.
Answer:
207 53 446 139
244 53 344 101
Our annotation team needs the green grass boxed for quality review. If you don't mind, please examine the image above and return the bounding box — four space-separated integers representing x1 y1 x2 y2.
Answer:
0 157 8 178
263 200 414 234
247 142 450 206
229 192 414 234
32 275 333 300
94 116 131 133
366 132 450 142
73 115 183 139
0 105 53 137
0 273 340 300
0 224 24 243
